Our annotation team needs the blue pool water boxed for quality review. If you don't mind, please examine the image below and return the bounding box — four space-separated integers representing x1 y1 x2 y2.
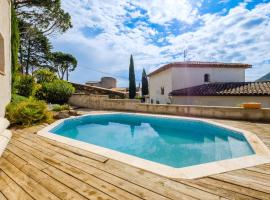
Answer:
51 114 254 168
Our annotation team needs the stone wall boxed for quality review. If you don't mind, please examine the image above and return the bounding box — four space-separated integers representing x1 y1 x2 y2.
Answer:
70 82 126 99
69 94 270 121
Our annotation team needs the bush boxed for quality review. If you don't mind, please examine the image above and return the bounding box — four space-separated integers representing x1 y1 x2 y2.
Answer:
6 98 53 126
15 75 35 97
36 80 75 104
33 69 57 83
11 93 28 104
52 104 70 112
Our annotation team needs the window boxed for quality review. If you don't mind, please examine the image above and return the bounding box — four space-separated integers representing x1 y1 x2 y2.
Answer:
0 33 4 75
161 87 165 95
151 99 153 104
156 100 160 104
204 74 210 82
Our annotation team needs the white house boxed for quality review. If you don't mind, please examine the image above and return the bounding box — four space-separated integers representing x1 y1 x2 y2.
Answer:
0 0 11 117
148 61 270 107
0 0 12 156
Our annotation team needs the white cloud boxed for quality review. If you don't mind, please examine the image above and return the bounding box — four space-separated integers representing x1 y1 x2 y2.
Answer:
51 0 270 86
132 0 201 24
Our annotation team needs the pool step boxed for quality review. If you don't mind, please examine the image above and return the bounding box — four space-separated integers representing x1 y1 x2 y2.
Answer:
214 136 232 160
228 136 251 158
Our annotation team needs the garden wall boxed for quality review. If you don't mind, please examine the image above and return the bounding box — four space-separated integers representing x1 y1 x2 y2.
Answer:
69 94 270 121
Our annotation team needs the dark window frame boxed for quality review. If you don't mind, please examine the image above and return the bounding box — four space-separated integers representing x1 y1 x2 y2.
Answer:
204 74 210 82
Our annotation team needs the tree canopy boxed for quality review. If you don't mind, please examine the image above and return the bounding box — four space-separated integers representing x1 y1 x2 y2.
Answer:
11 0 77 80
14 0 72 35
51 52 77 81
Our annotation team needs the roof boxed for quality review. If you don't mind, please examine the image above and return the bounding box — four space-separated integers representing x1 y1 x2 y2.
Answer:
256 73 270 82
148 61 252 77
169 81 270 96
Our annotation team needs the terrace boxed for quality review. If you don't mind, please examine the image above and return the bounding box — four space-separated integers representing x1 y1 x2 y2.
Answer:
0 110 270 200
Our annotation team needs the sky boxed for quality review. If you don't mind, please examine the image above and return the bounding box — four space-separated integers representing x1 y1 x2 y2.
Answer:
51 0 270 87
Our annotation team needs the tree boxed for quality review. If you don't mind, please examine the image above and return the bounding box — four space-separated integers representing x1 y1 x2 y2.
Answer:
19 21 52 74
129 54 136 99
14 0 72 36
51 52 77 80
141 69 149 96
11 3 20 88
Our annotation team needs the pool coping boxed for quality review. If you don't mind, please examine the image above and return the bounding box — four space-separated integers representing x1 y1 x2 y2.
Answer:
37 112 270 179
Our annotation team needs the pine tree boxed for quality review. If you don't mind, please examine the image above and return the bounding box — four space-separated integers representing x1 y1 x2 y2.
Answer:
129 54 136 99
141 68 149 96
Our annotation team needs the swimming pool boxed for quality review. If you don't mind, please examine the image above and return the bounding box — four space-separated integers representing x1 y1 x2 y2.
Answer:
49 113 254 168
38 113 270 179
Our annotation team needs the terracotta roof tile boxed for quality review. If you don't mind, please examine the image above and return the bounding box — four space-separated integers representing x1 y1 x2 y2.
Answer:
169 82 270 96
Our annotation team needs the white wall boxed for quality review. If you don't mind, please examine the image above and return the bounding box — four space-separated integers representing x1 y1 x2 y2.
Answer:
149 68 172 104
171 67 245 91
149 66 245 105
171 96 270 108
0 0 11 117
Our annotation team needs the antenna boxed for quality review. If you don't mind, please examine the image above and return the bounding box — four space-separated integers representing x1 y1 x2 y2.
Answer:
183 50 187 61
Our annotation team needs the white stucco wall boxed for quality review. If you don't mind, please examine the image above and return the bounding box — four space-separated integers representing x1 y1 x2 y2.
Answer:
149 66 245 105
171 96 270 108
0 0 11 117
149 68 172 104
171 67 245 91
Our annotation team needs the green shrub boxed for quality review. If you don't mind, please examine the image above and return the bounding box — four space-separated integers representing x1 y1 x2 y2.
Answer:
11 93 28 104
6 98 53 126
52 104 70 112
33 69 57 83
15 75 35 97
36 80 75 104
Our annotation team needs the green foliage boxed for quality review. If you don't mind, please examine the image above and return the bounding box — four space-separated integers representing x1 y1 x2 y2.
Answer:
5 98 53 126
141 68 149 96
50 52 77 80
129 54 136 99
14 0 73 75
19 21 52 74
36 80 75 104
11 94 28 104
33 69 57 83
14 0 72 35
15 75 35 97
11 4 20 89
52 104 70 112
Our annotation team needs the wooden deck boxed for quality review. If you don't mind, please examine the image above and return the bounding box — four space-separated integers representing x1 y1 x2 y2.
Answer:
0 118 270 200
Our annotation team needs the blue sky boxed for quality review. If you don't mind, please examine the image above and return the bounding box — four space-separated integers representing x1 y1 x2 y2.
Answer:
51 0 270 86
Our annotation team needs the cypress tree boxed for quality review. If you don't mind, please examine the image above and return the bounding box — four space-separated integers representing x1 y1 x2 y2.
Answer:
11 4 20 89
129 54 136 99
141 68 149 96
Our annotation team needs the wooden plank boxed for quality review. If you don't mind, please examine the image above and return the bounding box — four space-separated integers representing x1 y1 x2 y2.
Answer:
11 135 171 200
212 173 270 194
6 143 49 170
16 129 108 163
14 131 108 164
227 170 270 187
3 151 89 200
186 177 270 200
0 170 33 200
8 140 116 200
43 166 114 200
0 192 7 200
98 159 219 200
14 131 223 200
0 158 60 200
